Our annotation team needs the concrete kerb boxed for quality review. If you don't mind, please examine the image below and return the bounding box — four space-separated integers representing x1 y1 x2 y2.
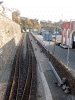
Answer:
31 32 75 95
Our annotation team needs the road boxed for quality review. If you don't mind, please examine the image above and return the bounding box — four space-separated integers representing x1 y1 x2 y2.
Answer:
33 32 75 77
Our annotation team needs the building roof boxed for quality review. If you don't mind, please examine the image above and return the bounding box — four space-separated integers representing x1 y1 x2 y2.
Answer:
0 1 3 5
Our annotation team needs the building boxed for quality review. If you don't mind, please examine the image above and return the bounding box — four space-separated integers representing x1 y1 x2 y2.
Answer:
62 21 75 49
42 31 52 41
52 29 62 42
0 1 5 14
0 1 12 20
41 26 55 34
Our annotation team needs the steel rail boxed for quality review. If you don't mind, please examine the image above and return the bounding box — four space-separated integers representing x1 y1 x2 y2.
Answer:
21 34 31 100
16 35 25 100
8 35 24 100
28 53 33 100
8 33 36 100
21 34 34 100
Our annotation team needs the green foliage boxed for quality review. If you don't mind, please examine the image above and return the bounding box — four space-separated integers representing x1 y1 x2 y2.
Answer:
20 17 41 30
20 17 63 31
40 20 53 28
15 19 18 23
12 10 20 17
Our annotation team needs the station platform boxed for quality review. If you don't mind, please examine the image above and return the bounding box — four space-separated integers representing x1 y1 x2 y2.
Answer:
29 33 75 100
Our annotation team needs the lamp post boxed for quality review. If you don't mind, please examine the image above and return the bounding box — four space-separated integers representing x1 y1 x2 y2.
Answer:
67 21 70 67
53 26 57 54
49 31 50 51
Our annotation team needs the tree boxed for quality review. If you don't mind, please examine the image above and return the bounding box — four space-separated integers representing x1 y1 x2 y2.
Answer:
12 10 20 17
20 17 41 31
40 20 53 28
12 14 20 24
30 19 39 28
20 17 33 30
37 25 41 31
12 10 20 24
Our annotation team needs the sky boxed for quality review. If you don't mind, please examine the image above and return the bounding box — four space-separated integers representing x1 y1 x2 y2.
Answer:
3 0 75 22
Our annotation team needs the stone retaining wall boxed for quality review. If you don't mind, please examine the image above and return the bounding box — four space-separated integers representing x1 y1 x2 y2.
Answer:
0 14 22 70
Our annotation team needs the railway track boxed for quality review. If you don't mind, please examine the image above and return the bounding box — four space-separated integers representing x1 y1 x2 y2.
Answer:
4 33 37 100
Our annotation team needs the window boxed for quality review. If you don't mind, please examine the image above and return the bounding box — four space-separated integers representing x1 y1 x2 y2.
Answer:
73 22 75 29
63 29 66 37
68 29 70 38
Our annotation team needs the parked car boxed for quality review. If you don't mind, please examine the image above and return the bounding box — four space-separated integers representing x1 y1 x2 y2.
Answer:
60 44 68 49
38 32 42 35
56 42 61 46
